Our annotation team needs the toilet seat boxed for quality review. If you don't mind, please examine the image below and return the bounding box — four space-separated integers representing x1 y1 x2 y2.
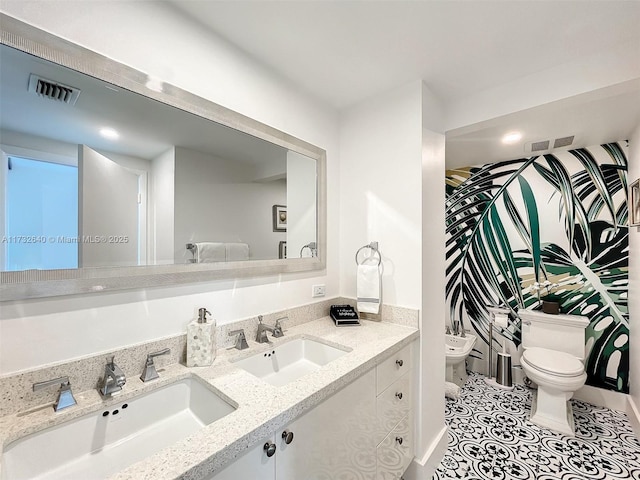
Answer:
522 347 584 377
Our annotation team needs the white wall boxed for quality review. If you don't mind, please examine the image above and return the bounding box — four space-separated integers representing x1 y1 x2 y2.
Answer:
150 147 175 265
339 81 447 473
629 124 640 427
0 129 150 171
287 151 317 258
173 147 286 262
415 82 447 475
1 130 77 164
78 145 139 267
338 81 423 308
0 1 339 375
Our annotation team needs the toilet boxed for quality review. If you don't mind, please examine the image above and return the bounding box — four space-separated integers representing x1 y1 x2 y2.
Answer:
519 310 589 436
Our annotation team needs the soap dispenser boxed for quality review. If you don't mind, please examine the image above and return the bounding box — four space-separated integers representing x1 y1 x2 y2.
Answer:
186 307 216 367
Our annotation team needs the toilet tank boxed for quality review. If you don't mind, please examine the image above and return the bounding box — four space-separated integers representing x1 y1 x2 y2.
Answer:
520 310 589 359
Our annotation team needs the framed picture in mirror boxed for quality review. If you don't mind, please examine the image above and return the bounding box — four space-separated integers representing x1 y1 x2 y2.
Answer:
273 205 287 232
630 179 640 227
279 241 287 259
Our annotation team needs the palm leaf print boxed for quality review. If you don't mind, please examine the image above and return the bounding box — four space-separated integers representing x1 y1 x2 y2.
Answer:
445 142 629 392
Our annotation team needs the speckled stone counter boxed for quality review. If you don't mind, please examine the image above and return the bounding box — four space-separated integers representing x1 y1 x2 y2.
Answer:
0 317 418 480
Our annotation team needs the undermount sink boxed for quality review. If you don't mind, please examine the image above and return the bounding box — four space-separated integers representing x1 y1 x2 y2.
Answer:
232 337 351 387
2 376 235 480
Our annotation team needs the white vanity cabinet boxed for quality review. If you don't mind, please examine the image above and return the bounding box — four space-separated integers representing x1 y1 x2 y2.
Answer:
208 436 276 480
375 342 414 480
275 368 377 480
209 341 415 480
209 368 376 480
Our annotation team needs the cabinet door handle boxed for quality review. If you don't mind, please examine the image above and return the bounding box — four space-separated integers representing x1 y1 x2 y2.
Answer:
395 392 403 400
264 441 277 457
281 430 294 444
396 359 404 367
395 436 403 445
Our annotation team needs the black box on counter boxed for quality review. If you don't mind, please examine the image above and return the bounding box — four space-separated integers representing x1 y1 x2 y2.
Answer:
330 304 361 326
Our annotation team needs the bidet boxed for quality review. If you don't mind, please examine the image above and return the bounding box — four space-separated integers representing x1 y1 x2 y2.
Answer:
445 333 476 386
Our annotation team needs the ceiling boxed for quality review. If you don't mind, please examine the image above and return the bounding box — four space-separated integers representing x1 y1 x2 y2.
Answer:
0 44 288 170
3 2 639 168
170 1 640 110
445 78 640 168
169 1 640 167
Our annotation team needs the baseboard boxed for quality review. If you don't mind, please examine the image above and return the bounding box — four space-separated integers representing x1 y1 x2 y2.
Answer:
404 425 448 480
573 384 629 412
628 396 640 438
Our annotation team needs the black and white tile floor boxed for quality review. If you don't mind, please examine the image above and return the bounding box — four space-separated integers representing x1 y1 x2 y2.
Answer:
433 373 640 479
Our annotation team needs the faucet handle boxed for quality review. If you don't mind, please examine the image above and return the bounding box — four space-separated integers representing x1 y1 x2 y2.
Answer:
272 317 286 338
146 348 170 362
33 376 77 412
228 329 249 350
140 349 170 382
33 376 70 392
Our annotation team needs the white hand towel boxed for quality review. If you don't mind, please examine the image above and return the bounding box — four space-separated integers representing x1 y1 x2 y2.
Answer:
195 242 225 263
357 264 381 314
225 242 250 261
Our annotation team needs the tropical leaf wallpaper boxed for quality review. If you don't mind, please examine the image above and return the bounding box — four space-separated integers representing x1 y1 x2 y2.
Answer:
445 142 629 393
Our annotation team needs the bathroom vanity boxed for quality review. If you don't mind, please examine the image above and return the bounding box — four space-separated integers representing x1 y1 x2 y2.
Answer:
211 338 414 480
0 317 418 480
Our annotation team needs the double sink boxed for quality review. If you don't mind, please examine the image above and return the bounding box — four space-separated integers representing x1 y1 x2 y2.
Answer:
2 337 350 480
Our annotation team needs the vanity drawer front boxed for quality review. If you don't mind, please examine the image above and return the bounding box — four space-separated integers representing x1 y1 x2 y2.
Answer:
376 372 411 444
376 415 412 480
377 343 412 394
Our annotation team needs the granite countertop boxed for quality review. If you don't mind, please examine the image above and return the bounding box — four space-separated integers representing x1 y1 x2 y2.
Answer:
0 317 419 480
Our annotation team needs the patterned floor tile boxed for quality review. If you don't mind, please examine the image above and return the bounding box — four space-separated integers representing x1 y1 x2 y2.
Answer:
433 373 640 479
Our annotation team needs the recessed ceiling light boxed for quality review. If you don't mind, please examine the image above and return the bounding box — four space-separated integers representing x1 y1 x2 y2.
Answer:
502 131 522 144
100 127 119 140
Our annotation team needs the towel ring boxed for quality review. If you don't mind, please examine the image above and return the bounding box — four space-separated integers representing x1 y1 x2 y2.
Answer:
355 241 381 266
300 242 317 257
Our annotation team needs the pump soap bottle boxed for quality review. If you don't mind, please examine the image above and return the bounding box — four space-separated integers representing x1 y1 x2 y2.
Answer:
186 307 216 367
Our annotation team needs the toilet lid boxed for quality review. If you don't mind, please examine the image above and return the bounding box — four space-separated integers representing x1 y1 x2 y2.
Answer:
522 347 584 377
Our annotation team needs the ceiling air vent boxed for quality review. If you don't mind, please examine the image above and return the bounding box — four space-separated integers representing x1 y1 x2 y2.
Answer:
531 140 550 152
553 135 574 149
28 74 81 105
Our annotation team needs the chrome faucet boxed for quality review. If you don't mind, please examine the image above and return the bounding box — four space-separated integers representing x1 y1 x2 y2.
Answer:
140 348 171 382
33 376 77 412
450 320 466 337
452 320 460 336
100 356 126 397
256 316 273 343
256 315 285 343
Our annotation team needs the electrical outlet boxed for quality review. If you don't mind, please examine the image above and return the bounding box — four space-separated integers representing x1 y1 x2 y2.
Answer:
312 284 326 297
